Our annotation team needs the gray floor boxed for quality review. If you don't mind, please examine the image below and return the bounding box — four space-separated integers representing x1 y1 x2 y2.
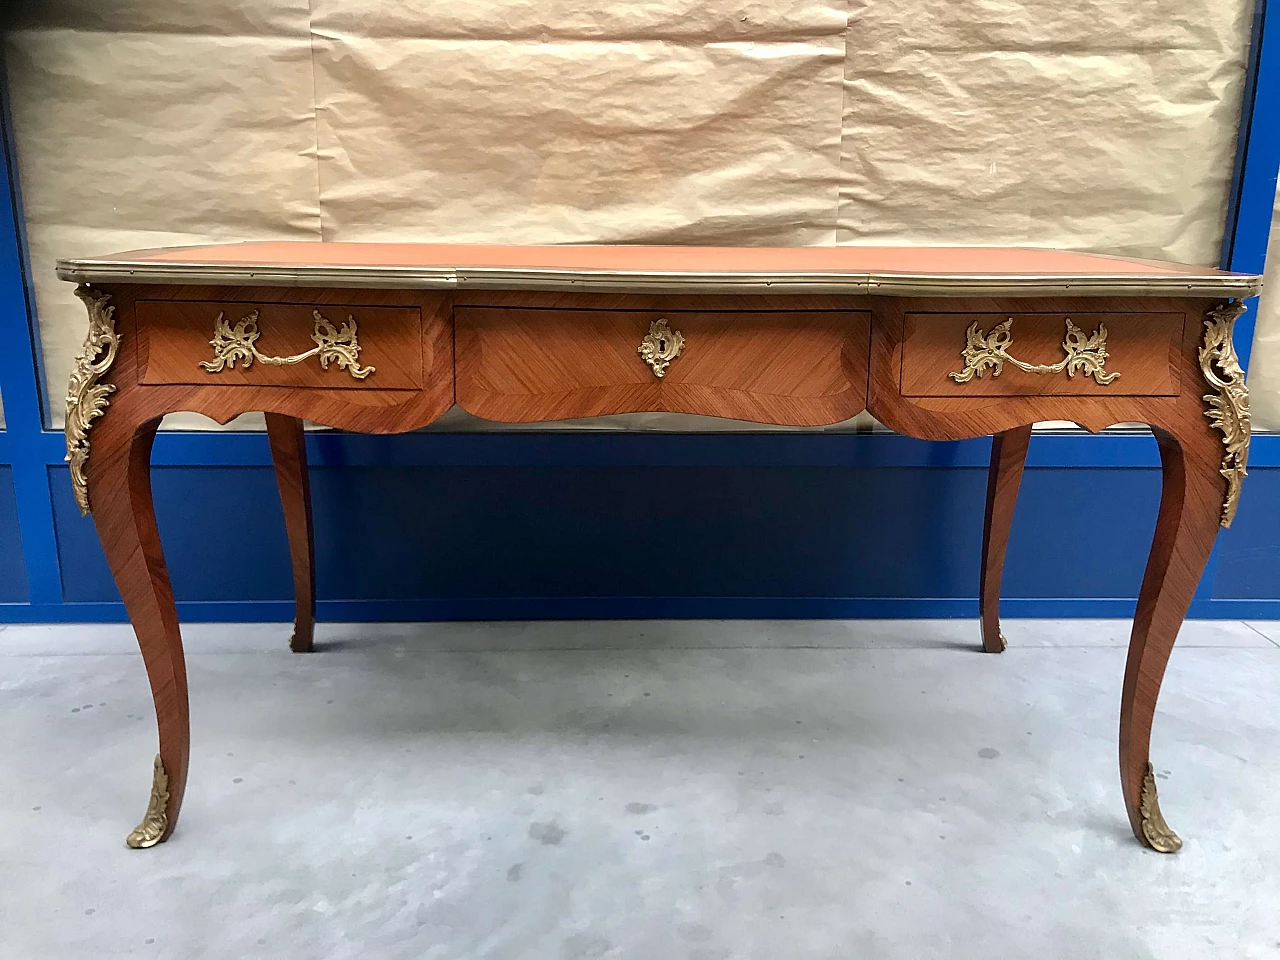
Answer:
3 619 1280 960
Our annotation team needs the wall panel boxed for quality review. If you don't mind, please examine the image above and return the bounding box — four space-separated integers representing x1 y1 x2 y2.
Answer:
50 461 1176 611
1211 468 1280 599
52 465 293 603
0 466 29 602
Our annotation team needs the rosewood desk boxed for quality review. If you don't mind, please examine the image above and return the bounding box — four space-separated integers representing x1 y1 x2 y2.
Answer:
55 243 1262 853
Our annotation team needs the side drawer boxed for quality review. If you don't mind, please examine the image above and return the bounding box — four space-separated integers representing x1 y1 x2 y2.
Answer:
137 300 424 389
456 307 870 425
900 311 1184 397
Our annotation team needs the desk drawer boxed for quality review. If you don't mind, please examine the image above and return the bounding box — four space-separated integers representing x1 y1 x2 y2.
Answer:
900 311 1183 397
456 307 869 425
137 300 424 389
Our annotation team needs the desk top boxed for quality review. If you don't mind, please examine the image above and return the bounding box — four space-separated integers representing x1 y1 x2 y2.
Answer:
58 242 1262 298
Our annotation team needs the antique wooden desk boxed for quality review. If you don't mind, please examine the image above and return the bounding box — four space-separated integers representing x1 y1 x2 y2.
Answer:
56 243 1261 853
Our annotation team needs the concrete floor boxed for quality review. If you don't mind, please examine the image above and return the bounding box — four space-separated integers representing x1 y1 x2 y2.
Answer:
3 619 1280 960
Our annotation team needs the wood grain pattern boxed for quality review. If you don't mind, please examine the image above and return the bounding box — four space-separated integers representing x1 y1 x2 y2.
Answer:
868 296 1209 438
980 426 1032 654
457 306 869 425
900 311 1183 397
101 285 454 433
265 414 315 654
1119 425 1224 847
138 300 423 389
88 413 188 844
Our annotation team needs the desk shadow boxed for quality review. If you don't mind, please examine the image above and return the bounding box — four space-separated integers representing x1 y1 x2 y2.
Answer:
306 618 986 655
235 624 1021 745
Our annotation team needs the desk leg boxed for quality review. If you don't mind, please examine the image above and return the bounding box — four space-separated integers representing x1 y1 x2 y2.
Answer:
265 414 316 654
1119 426 1222 852
979 426 1031 654
92 418 189 847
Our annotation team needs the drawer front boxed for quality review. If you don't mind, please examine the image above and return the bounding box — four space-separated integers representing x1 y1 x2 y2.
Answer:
137 300 424 389
456 307 870 425
900 311 1183 397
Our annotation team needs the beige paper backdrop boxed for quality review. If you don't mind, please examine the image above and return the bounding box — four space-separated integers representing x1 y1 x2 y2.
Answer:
3 0 1274 431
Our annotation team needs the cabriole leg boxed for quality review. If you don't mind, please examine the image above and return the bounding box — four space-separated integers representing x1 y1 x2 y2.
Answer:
1119 427 1224 852
979 425 1032 653
265 413 316 653
90 418 189 847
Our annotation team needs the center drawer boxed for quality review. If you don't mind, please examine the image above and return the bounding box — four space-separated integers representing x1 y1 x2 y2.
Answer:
455 307 870 425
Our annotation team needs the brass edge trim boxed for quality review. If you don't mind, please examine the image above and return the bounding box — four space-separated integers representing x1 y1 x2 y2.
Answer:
55 259 1263 298
126 754 170 849
1200 300 1250 528
55 262 460 290
460 269 1262 299
1139 762 1182 853
64 286 120 516
459 270 875 294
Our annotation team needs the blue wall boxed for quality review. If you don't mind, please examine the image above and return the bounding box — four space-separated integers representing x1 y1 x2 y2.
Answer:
23 442 1280 622
0 7 1278 625
0 466 28 603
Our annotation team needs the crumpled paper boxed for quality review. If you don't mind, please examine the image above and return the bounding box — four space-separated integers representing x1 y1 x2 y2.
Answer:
2 0 1266 432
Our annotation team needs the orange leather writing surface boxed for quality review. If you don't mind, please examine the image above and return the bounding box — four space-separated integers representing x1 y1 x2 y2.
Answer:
99 242 1231 279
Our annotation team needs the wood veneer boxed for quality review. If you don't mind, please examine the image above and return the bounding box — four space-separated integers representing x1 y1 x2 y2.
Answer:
900 311 1183 397
457 305 870 425
102 285 455 433
138 300 424 390
265 414 315 655
980 426 1032 654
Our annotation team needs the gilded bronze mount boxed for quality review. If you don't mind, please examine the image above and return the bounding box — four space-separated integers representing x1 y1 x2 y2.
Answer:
950 317 1119 386
65 286 120 516
201 309 375 379
1200 301 1250 528
1139 763 1182 853
638 318 684 378
126 754 171 849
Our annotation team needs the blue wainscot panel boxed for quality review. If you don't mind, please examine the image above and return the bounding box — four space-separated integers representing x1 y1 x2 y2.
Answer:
53 462 1177 617
0 466 29 602
53 465 294 603
1212 468 1280 600
1003 466 1160 601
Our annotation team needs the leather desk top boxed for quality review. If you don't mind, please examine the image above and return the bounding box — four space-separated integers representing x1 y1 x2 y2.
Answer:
58 243 1262 299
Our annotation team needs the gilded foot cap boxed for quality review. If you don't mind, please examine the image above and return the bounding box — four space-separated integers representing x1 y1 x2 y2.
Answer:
1139 762 1182 853
126 754 170 849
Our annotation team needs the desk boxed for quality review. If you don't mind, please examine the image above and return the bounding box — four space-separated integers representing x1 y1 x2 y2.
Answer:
56 243 1262 853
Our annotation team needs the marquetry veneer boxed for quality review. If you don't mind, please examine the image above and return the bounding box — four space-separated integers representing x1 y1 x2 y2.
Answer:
457 303 870 424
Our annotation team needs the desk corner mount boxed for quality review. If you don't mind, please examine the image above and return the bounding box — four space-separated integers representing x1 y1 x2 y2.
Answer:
1200 300 1250 529
65 286 120 516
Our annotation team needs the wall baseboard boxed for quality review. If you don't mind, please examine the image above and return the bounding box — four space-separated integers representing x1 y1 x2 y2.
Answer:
1 596 1276 624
